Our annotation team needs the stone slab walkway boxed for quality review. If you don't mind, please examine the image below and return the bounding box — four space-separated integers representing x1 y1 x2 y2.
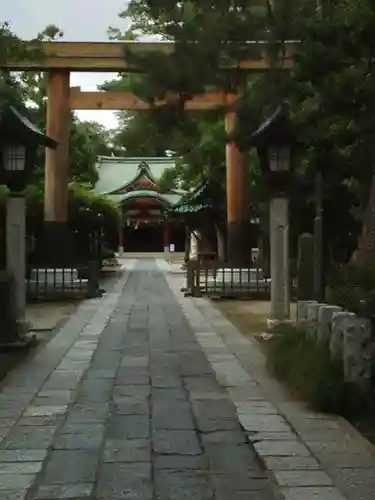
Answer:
0 259 278 500
157 259 375 500
1 258 374 500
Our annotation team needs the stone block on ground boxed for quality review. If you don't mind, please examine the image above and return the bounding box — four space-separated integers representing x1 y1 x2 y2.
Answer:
296 301 317 325
317 305 342 344
343 315 372 388
330 311 355 360
306 302 325 336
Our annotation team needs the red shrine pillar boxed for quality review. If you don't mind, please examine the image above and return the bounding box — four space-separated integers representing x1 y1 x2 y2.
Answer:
44 69 72 265
225 110 250 265
163 222 170 252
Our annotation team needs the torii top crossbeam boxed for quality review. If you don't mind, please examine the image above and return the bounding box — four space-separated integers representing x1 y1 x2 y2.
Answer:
2 41 295 72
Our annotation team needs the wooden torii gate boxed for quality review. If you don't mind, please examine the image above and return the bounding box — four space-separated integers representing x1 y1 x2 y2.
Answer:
4 41 294 264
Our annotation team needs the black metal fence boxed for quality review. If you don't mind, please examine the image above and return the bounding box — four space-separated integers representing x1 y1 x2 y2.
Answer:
25 226 103 300
185 260 271 299
0 216 104 300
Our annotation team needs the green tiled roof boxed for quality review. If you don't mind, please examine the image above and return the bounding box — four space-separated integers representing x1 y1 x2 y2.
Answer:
172 178 225 214
94 156 178 195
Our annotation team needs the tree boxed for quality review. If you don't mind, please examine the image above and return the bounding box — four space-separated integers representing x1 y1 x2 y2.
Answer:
2 25 115 186
288 0 375 263
70 119 114 184
106 2 309 189
113 0 375 264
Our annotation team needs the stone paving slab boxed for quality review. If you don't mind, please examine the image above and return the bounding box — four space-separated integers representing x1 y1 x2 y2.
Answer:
158 259 375 500
0 259 280 500
3 257 373 500
0 260 136 500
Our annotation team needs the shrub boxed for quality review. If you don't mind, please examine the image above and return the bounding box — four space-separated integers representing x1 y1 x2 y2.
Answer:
266 324 370 417
326 262 375 318
101 246 116 260
0 182 120 239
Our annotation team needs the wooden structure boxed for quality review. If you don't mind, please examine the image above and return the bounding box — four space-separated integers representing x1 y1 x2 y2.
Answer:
95 156 185 252
2 41 295 263
3 41 295 72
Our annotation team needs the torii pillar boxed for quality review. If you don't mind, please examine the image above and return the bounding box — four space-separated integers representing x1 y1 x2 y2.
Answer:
44 69 72 265
225 110 250 265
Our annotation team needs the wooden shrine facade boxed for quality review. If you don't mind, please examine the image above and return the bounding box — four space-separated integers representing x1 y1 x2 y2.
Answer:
95 156 186 253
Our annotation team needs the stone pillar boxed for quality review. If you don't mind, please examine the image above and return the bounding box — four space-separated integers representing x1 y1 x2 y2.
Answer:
269 197 290 323
343 315 372 390
225 111 250 265
215 224 225 261
184 226 191 262
163 222 170 252
317 305 342 343
306 302 325 336
44 70 71 265
330 311 355 359
6 195 26 320
118 225 124 255
297 300 317 325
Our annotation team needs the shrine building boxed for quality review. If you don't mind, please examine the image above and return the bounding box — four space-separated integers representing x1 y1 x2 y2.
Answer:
94 156 186 253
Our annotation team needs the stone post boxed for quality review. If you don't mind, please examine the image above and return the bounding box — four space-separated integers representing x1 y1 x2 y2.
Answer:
330 311 355 360
297 300 317 325
313 171 325 301
215 224 226 261
268 197 290 324
297 233 314 300
118 225 124 255
317 305 342 344
184 226 191 263
306 302 325 337
163 222 170 253
6 195 26 320
343 315 372 390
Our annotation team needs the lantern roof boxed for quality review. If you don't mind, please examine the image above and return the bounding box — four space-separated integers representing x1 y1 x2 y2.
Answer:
0 106 57 149
250 105 295 147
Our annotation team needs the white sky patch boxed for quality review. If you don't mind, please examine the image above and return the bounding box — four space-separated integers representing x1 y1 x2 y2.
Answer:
3 0 129 129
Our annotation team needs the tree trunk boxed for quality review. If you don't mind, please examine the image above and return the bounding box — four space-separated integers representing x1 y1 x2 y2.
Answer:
351 173 375 265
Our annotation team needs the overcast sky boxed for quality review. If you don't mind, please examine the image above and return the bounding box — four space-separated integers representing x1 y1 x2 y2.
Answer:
3 0 130 128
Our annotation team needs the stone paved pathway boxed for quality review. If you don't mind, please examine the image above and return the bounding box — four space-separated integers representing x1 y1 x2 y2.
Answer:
0 259 279 500
159 259 375 500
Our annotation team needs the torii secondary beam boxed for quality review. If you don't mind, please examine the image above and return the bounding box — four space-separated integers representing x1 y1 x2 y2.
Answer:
2 41 295 72
69 87 238 111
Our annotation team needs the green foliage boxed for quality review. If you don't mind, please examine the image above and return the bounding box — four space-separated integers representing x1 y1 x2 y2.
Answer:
67 183 120 231
70 119 114 185
105 0 375 261
107 1 315 198
326 263 375 318
101 246 116 260
266 325 367 416
0 182 120 235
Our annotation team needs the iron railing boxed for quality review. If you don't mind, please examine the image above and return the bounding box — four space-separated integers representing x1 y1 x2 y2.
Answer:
185 260 271 298
26 261 101 300
25 226 103 300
